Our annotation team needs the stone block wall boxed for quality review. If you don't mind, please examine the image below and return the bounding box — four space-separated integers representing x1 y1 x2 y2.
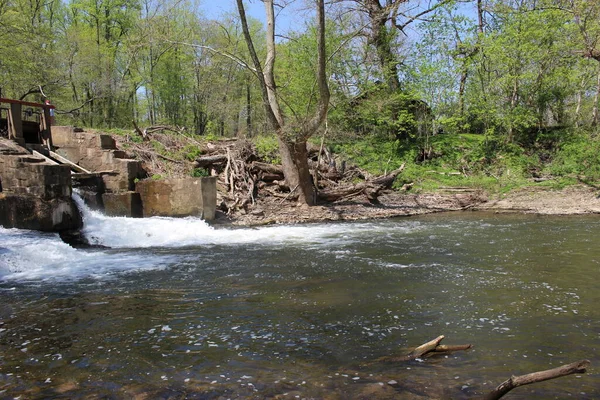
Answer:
1 159 72 199
53 127 217 221
52 126 145 195
0 138 82 231
136 177 216 219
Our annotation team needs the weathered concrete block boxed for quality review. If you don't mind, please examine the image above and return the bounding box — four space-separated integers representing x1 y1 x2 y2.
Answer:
0 193 82 231
1 137 81 233
54 146 85 166
103 159 143 192
99 134 116 149
1 161 71 200
136 177 216 220
102 191 142 217
50 126 76 147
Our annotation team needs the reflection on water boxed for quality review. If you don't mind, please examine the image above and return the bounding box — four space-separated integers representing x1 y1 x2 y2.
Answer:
0 212 599 398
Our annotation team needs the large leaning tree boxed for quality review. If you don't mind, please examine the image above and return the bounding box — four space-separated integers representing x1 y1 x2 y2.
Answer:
236 0 330 206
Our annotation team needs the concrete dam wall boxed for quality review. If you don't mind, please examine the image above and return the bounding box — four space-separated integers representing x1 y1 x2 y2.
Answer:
0 127 216 235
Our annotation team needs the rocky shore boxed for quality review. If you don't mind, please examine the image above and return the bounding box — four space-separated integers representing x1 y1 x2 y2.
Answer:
215 184 600 226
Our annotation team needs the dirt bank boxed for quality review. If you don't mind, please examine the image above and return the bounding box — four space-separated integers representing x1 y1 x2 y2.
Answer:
475 185 600 215
215 184 600 226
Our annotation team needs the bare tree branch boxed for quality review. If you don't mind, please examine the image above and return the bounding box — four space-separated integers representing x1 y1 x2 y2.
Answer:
166 40 258 74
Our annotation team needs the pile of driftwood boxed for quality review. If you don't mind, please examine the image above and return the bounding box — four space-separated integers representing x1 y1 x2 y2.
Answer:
191 139 405 214
121 125 408 214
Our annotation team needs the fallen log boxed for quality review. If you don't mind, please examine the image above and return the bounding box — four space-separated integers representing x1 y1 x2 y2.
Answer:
371 164 406 186
484 359 591 400
261 172 284 182
193 154 228 168
318 164 405 203
252 161 284 175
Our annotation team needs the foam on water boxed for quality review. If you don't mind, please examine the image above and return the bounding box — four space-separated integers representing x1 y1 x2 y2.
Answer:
74 195 420 249
0 194 424 282
0 226 176 282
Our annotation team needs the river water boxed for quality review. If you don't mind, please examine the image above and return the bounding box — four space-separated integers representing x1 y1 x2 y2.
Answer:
0 200 598 399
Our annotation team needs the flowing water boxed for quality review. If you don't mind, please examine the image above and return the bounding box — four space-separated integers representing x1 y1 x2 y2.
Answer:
0 198 599 399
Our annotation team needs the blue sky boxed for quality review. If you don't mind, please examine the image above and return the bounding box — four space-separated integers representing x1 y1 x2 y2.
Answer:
201 0 309 35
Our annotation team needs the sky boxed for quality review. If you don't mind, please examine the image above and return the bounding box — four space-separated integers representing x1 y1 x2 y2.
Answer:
201 0 310 35
199 1 480 42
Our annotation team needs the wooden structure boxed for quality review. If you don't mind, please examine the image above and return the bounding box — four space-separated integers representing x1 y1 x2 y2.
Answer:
0 97 54 149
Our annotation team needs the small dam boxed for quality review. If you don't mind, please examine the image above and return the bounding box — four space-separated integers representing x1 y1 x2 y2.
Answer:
0 97 216 236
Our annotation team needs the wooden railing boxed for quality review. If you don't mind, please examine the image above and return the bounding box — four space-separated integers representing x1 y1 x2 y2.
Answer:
0 97 55 148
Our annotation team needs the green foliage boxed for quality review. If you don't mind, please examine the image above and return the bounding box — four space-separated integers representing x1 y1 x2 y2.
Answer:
331 137 405 176
545 131 600 181
181 145 203 161
191 168 209 177
253 135 281 164
335 86 432 142
330 129 583 194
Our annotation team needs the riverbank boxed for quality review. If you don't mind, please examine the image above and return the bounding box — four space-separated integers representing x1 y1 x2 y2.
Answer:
215 184 600 226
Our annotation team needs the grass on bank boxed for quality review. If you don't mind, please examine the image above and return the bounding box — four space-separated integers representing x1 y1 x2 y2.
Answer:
328 128 600 194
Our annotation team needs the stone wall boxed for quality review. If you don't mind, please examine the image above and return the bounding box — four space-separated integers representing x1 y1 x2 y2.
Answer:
136 177 216 219
0 138 82 231
52 126 144 193
1 127 218 228
52 126 217 220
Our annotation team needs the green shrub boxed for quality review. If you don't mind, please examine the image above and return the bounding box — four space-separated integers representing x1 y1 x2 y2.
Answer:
545 133 600 180
254 135 281 164
191 168 209 177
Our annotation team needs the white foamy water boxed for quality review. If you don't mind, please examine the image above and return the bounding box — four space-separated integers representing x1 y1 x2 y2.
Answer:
0 194 425 282
0 226 176 281
74 195 420 249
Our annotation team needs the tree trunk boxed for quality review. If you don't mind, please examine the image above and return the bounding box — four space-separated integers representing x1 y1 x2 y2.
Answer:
236 0 329 205
592 65 600 127
459 67 468 117
278 137 315 205
364 0 401 93
575 76 584 127
246 76 252 137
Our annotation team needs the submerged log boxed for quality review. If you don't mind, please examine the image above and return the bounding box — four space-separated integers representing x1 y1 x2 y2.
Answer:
484 359 591 400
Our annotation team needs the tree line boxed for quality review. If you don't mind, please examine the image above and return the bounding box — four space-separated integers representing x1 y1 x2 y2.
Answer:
1 1 599 169
1 0 598 135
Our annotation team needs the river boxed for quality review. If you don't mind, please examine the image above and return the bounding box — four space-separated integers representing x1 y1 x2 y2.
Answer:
0 199 598 398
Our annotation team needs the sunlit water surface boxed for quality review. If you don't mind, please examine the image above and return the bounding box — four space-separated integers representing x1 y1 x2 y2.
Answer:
0 201 599 399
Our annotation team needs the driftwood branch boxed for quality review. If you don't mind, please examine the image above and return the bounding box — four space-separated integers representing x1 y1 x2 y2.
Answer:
484 359 591 400
132 120 145 139
369 335 472 365
403 335 472 361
